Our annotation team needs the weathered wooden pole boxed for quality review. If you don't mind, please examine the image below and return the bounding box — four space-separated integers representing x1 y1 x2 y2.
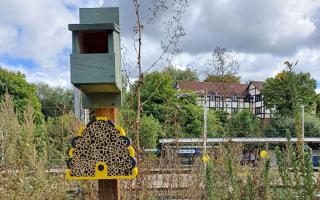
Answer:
98 179 119 200
96 108 119 199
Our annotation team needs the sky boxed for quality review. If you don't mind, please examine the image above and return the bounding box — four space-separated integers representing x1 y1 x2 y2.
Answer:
0 0 319 93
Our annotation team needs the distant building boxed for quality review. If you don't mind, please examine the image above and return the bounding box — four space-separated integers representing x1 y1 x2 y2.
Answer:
175 81 272 119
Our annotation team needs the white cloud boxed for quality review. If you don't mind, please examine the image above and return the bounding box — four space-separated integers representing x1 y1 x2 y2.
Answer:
0 62 70 88
0 0 73 68
170 48 320 84
0 0 319 88
0 0 102 86
294 48 320 80
116 0 320 84
0 24 18 52
178 0 320 55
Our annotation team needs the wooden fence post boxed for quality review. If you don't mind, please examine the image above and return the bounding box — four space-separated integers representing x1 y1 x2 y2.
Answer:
96 108 120 200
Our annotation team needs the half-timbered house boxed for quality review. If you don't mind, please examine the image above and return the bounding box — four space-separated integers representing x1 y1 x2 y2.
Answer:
175 81 272 119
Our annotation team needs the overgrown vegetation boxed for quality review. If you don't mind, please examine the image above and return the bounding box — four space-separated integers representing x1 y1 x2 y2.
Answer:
264 115 320 137
274 141 316 199
261 71 317 116
229 109 260 137
35 83 73 120
0 67 42 122
0 58 319 199
0 93 70 199
0 69 319 199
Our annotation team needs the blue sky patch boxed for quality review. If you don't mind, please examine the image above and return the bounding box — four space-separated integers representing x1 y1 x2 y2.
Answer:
57 48 71 66
0 54 38 69
64 3 78 12
16 26 23 37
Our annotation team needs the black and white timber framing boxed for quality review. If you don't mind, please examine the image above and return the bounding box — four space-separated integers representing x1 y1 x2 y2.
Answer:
175 81 272 119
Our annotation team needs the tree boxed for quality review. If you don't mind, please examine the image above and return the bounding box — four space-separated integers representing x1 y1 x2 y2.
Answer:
163 67 198 81
176 100 203 137
123 71 175 139
140 115 161 149
129 0 188 149
124 70 205 138
214 110 229 124
139 71 176 123
35 83 73 120
229 109 260 137
262 70 316 153
205 74 240 84
0 67 42 122
204 46 240 83
316 94 320 117
261 71 317 116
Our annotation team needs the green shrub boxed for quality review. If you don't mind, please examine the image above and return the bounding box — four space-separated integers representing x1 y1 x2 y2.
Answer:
140 115 161 149
207 110 224 137
229 109 260 137
304 115 320 137
263 115 320 137
275 140 316 199
0 68 43 123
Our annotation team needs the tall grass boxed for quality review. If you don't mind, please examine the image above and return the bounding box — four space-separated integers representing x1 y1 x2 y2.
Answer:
0 93 319 199
0 93 88 199
120 141 319 200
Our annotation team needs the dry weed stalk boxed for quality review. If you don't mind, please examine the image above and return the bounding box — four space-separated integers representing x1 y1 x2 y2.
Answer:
121 151 203 200
1 93 319 199
0 93 88 199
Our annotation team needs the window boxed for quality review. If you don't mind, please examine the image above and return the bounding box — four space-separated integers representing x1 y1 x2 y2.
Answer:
255 107 262 114
232 96 239 101
215 95 224 101
244 96 253 102
78 31 109 53
255 94 262 102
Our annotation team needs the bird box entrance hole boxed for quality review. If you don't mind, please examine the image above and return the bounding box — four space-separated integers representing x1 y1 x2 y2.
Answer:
78 31 109 54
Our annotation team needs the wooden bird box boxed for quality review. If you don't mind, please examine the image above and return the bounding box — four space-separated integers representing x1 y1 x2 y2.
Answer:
68 8 121 108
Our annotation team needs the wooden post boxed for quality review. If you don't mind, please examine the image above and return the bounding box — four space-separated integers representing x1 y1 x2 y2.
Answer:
96 108 120 200
98 179 119 200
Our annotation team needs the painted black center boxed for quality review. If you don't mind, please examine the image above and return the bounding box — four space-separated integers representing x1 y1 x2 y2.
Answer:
98 164 104 171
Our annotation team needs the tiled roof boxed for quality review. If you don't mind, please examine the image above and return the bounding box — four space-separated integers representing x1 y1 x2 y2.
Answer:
176 81 249 97
250 81 265 91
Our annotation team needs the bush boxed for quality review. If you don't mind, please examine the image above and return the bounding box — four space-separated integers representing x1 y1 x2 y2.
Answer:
229 109 260 137
44 113 81 164
140 115 161 149
275 141 316 199
263 115 320 137
176 103 203 138
0 93 66 198
304 115 320 137
263 116 295 137
207 110 224 137
214 110 229 124
0 68 43 123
